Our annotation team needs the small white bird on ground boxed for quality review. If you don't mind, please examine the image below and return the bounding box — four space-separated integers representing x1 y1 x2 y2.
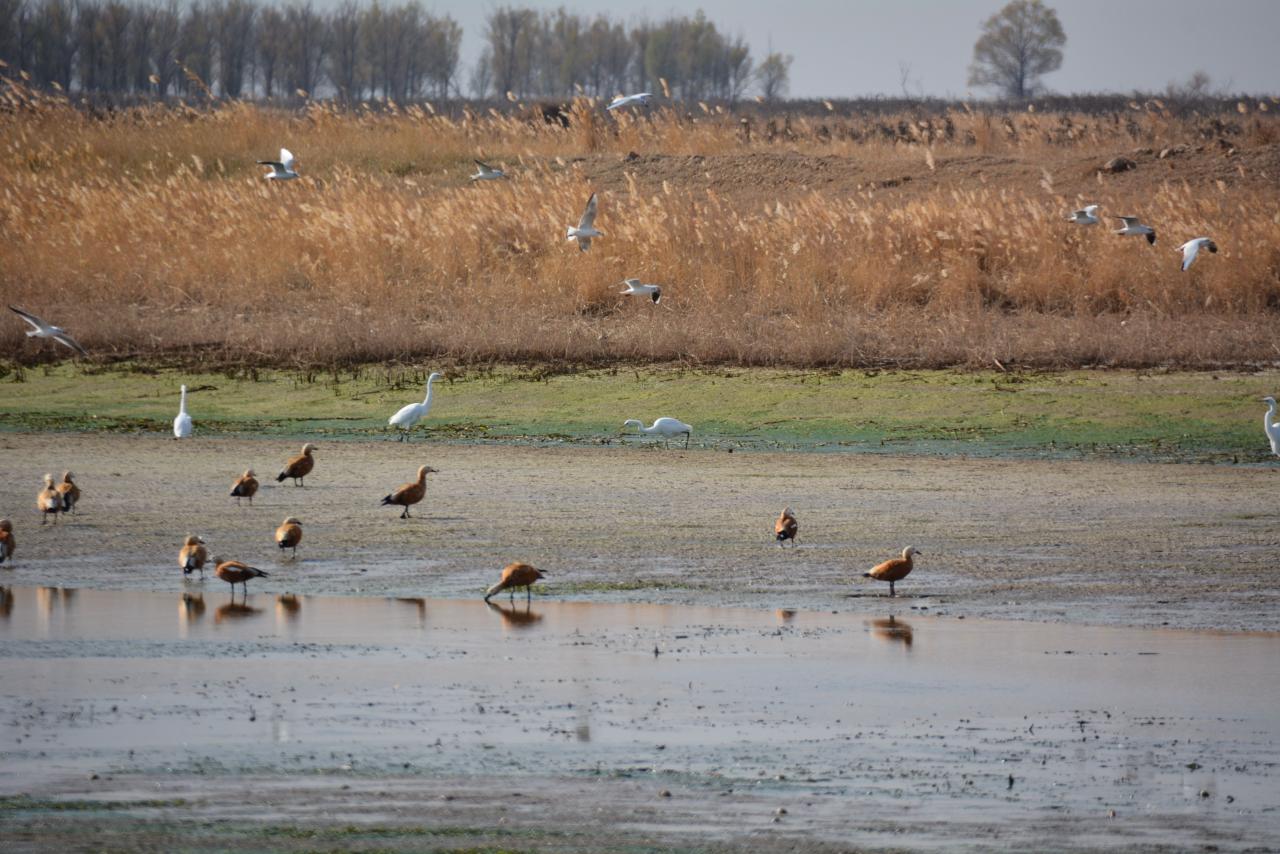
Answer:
9 306 88 356
1179 237 1218 271
620 278 661 304
1114 215 1156 244
258 148 299 180
1067 205 1100 225
389 372 443 441
174 384 193 439
606 92 652 111
1262 396 1280 457
470 160 506 181
622 417 692 449
566 193 602 251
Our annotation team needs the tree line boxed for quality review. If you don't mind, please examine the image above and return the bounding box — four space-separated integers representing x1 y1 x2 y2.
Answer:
0 1 789 103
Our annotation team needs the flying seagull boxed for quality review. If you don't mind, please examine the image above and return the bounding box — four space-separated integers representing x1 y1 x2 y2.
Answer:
258 148 299 180
566 193 602 252
1178 237 1218 271
620 278 661 304
470 160 506 181
1067 205 1100 225
606 92 652 111
1114 216 1156 244
9 306 88 356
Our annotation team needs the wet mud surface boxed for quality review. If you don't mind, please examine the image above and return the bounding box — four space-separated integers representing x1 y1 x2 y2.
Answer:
3 433 1280 850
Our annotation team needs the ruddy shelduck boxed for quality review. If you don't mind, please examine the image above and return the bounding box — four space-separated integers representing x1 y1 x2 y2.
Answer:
212 558 269 594
380 465 439 519
775 507 798 546
179 535 208 577
276 443 316 486
864 546 921 597
484 562 547 603
37 474 61 525
0 519 14 565
56 471 80 514
275 517 303 556
230 469 259 505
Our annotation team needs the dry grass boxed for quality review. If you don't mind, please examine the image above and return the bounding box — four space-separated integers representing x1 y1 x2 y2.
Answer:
3 81 1280 369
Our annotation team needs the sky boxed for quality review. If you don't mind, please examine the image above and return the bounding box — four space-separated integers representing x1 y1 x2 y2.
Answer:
408 0 1280 98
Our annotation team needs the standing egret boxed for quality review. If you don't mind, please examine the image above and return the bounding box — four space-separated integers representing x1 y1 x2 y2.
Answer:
174 385 193 439
622 417 692 449
389 372 444 441
1263 397 1280 457
1179 237 1218 271
276 443 317 486
258 148 299 180
566 193 602 251
9 306 88 356
864 546 921 597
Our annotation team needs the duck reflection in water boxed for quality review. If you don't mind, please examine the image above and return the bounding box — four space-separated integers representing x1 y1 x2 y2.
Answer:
486 600 544 629
395 597 427 625
275 594 301 620
869 615 914 648
0 586 13 619
180 593 206 621
216 600 262 623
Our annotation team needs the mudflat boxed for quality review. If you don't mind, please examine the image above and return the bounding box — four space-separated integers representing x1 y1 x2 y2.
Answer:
1 432 1277 630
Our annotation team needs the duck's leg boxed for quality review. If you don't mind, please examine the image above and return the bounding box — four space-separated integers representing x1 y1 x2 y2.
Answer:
683 431 690 449
889 581 895 597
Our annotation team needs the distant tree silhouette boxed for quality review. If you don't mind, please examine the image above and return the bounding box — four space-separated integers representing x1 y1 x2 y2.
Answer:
967 0 1065 99
756 51 791 102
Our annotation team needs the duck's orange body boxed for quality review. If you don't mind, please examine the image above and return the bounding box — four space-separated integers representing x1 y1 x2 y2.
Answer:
380 465 438 518
774 507 798 546
484 562 547 602
214 559 269 593
276 444 316 486
56 471 80 514
864 546 921 597
179 535 208 577
230 470 258 505
0 519 14 564
275 517 302 555
36 474 61 525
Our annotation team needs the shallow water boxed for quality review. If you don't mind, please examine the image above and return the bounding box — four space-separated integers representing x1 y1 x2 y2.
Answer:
2 585 1278 849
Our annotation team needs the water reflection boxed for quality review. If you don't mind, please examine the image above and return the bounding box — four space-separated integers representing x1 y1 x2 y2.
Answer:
395 597 427 625
216 601 262 623
487 601 543 630
869 615 914 649
0 586 12 618
776 608 797 624
275 594 302 621
38 586 75 615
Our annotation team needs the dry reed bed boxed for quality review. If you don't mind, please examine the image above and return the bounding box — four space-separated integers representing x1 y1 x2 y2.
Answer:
3 91 1279 368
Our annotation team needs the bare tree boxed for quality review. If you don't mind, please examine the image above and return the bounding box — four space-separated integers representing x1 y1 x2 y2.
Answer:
214 0 254 97
254 4 282 97
326 0 362 102
967 0 1065 99
280 1 325 97
755 51 791 101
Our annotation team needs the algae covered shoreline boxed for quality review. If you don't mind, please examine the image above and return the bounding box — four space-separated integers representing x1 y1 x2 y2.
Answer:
1 362 1277 462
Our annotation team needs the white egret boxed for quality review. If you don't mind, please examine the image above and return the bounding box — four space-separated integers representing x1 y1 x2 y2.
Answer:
622 417 692 449
1263 396 1280 457
1067 205 1100 225
174 384 193 439
258 148 299 180
620 278 661 304
389 372 444 441
470 160 506 181
1179 237 1218 271
566 193 602 252
1114 216 1156 244
606 92 652 111
9 306 88 356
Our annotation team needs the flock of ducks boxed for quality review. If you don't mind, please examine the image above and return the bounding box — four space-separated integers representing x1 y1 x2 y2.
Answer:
1065 204 1218 271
